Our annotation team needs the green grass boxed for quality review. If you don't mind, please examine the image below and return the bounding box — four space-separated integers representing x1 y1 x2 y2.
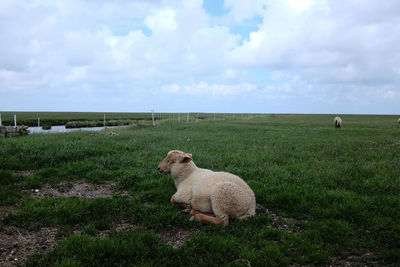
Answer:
1 114 400 266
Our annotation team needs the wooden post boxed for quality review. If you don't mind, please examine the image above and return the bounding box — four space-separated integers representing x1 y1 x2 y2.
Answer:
14 114 17 127
214 113 215 121
152 110 155 126
187 113 189 123
196 113 198 123
103 114 106 128
38 117 40 127
0 113 2 126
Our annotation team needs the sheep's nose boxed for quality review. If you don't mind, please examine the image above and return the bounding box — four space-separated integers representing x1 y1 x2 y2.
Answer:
157 166 161 172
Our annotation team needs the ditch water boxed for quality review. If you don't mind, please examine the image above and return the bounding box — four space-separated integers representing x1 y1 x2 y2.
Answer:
28 125 115 134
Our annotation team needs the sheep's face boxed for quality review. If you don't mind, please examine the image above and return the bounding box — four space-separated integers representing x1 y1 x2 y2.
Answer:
157 150 192 174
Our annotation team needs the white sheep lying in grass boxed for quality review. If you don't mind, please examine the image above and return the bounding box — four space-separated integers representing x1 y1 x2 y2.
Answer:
334 116 342 129
157 150 256 226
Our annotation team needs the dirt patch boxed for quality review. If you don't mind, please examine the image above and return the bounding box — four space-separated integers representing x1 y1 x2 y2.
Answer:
257 204 305 234
328 251 382 267
24 181 127 200
13 170 38 177
157 228 197 248
97 220 138 238
0 226 58 267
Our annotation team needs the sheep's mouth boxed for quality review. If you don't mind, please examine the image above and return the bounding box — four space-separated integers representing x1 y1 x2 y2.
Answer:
157 168 168 174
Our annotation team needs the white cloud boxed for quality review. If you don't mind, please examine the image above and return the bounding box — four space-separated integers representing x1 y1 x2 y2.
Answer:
0 0 399 113
184 82 256 96
145 9 178 33
161 83 180 93
286 0 312 13
64 66 87 83
228 0 400 86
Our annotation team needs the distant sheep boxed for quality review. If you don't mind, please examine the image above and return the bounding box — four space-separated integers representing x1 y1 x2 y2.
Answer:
334 116 342 129
157 150 256 226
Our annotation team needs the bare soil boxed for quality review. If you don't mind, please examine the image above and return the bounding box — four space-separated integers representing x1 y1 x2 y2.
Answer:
23 181 127 200
0 226 58 267
157 228 197 248
257 204 305 234
96 220 138 238
327 252 382 267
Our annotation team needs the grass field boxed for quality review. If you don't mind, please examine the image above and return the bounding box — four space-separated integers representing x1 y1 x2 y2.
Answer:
1 114 399 266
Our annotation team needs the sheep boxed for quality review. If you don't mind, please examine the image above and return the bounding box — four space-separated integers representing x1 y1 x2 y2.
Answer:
157 150 256 226
334 116 342 129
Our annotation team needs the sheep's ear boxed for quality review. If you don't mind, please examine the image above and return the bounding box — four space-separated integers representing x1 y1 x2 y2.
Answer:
180 153 192 163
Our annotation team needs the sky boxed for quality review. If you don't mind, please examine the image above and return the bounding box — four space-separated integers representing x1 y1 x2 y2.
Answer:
1 0 400 114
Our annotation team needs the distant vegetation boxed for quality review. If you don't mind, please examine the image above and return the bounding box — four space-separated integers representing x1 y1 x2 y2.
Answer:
0 112 154 127
0 111 267 128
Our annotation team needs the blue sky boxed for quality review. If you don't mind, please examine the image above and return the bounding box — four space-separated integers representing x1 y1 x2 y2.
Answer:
203 0 227 16
1 0 399 114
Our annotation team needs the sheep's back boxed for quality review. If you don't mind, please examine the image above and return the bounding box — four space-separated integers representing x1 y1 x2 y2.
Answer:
191 170 254 200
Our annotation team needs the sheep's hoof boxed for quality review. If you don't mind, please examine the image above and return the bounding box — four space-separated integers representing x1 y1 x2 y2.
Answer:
190 209 200 215
170 195 175 203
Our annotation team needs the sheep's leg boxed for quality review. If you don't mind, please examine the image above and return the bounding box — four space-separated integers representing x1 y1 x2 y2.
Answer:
183 204 192 213
189 209 214 216
189 209 226 226
171 195 192 212
171 190 191 205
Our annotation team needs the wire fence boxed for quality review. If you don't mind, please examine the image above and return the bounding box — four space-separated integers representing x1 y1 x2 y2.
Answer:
0 112 272 128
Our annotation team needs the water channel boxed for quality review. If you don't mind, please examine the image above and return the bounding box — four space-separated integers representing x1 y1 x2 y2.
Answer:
28 125 114 134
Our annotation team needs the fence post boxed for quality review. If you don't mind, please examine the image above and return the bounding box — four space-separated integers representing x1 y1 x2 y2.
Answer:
178 113 180 121
152 110 155 126
196 113 198 123
103 114 106 128
0 113 2 126
14 114 17 127
38 117 40 127
187 113 189 123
